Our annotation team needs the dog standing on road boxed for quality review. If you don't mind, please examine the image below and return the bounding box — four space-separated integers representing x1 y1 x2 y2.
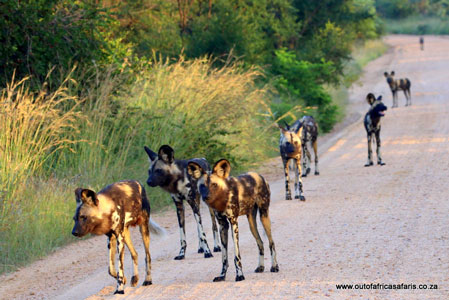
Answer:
144 145 220 260
364 93 387 167
279 120 305 200
384 71 411 107
187 159 279 282
298 116 319 177
71 180 164 294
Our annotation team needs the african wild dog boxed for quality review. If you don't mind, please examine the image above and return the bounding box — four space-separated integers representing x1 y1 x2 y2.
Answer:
364 93 387 167
279 120 305 200
144 145 220 260
384 71 411 107
297 116 319 177
71 180 165 294
187 159 279 282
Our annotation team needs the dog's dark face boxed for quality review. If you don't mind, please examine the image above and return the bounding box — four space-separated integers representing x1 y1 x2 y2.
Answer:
72 188 103 237
384 71 395 84
279 125 303 156
187 159 230 212
371 98 387 118
144 145 179 188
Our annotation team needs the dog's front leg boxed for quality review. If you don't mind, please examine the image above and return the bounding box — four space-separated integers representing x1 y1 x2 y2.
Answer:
209 206 221 252
114 233 126 294
172 195 187 260
375 130 385 165
187 194 212 258
213 213 229 282
283 158 292 200
229 218 245 281
107 234 117 279
365 133 374 167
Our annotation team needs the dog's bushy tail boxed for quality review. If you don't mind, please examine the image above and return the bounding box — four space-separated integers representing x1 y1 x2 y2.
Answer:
149 217 167 236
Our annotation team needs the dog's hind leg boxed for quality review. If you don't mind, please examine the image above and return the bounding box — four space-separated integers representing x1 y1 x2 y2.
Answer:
123 227 139 287
259 207 279 273
247 206 264 273
283 159 292 200
403 90 409 106
302 142 311 177
365 133 374 167
375 130 385 166
294 159 306 201
209 206 221 252
140 220 153 286
312 139 319 175
172 196 187 260
187 195 213 258
213 213 229 282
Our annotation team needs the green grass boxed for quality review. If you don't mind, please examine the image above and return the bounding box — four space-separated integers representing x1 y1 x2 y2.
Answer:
385 16 449 35
0 58 274 274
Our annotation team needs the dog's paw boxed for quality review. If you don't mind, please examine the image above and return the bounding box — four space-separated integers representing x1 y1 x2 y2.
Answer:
299 195 306 201
314 171 320 175
306 168 311 175
213 276 226 282
204 252 213 258
270 265 280 273
131 275 139 287
254 266 264 273
364 162 373 167
114 290 125 295
301 174 307 178
213 246 221 252
378 161 386 166
174 254 185 260
142 280 152 286
235 275 245 281
285 195 292 200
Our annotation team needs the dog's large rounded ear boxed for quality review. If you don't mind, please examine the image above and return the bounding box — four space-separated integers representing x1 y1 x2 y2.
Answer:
391 71 395 76
384 72 388 77
366 93 375 105
144 146 158 161
213 159 231 178
158 145 174 164
377 95 382 101
278 124 287 135
75 188 98 206
187 162 204 180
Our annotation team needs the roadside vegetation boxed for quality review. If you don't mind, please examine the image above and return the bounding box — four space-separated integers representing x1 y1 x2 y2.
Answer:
376 0 449 34
1 0 385 273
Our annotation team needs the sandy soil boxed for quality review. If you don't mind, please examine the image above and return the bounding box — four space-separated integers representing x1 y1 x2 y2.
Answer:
1 35 448 300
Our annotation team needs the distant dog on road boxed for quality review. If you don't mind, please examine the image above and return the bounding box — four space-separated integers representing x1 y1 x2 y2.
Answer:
279 119 305 200
384 71 411 107
364 93 387 167
298 116 319 177
71 180 164 294
187 159 279 282
144 145 220 260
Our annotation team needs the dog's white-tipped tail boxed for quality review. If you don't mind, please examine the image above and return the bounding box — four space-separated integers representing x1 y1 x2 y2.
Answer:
149 217 167 236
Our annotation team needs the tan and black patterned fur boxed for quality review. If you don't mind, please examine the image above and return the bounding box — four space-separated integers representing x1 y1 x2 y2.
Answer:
384 71 411 107
279 121 305 200
144 145 220 260
71 180 164 294
187 159 279 282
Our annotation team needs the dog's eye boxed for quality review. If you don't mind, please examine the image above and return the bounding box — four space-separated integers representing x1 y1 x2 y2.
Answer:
211 182 218 188
80 215 87 221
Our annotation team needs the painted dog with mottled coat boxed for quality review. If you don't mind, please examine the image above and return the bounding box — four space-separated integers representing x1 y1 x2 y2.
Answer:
144 145 220 260
71 180 164 294
297 116 319 177
187 159 279 282
279 120 305 200
384 71 411 107
364 93 387 167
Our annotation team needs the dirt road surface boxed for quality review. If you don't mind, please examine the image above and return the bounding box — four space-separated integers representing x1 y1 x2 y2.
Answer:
1 35 448 300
